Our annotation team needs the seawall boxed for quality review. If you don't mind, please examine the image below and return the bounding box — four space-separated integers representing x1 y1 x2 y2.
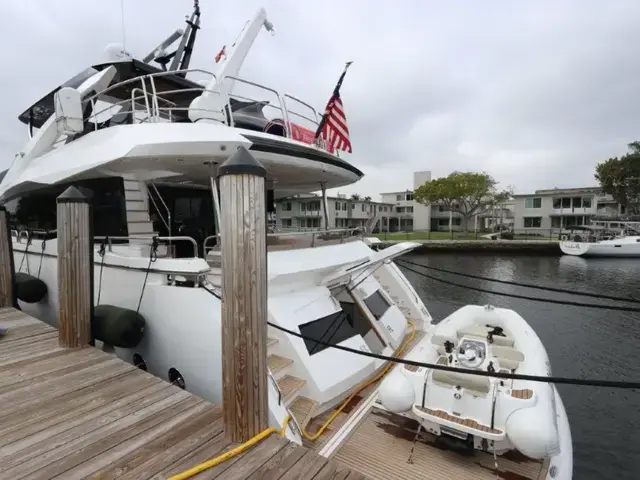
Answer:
376 239 561 255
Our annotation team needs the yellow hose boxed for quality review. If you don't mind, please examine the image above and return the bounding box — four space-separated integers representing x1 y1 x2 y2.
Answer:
169 322 417 479
168 415 291 480
301 321 416 441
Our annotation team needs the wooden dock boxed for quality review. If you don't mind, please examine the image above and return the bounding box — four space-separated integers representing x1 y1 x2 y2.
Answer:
0 307 367 480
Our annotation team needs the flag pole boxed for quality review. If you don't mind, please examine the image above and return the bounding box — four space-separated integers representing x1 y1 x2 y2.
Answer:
314 61 353 141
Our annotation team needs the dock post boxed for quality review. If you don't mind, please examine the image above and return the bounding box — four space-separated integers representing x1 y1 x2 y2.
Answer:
0 206 17 308
57 186 94 348
218 146 268 442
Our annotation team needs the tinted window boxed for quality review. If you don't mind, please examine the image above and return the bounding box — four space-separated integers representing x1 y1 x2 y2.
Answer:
4 177 128 238
298 311 356 356
151 185 215 256
364 290 391 320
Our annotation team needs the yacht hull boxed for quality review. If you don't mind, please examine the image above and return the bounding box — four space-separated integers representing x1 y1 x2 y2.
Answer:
9 238 430 447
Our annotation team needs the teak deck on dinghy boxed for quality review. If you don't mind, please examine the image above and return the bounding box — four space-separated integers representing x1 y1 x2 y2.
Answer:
333 407 550 480
0 308 366 480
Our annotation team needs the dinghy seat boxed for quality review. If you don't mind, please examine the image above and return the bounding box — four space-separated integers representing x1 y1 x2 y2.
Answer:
491 345 524 371
431 334 457 356
456 325 515 348
432 370 491 397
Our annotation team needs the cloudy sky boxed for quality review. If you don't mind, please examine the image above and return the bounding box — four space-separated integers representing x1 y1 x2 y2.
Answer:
1 0 639 200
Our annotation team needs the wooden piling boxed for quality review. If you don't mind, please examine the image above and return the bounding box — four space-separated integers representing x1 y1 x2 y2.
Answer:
57 186 94 348
218 146 268 442
0 206 16 308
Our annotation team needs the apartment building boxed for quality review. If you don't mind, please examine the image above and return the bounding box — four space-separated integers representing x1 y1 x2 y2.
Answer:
513 187 623 232
275 193 394 230
379 171 432 231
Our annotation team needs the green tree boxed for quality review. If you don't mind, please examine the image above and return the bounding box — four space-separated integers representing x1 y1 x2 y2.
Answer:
414 172 504 234
595 142 640 214
350 193 361 200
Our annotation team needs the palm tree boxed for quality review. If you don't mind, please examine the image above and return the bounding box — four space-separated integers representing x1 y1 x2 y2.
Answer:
350 193 361 200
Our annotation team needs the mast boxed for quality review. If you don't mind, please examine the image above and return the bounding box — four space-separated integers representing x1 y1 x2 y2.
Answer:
188 8 274 124
142 0 201 74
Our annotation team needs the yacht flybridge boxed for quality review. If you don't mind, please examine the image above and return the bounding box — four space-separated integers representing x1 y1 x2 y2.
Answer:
0 3 572 479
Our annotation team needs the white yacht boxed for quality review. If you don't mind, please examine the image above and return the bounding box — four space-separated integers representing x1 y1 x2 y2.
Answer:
0 4 572 479
560 220 640 257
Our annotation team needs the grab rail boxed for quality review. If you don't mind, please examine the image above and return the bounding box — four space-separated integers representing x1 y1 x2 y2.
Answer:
94 235 199 258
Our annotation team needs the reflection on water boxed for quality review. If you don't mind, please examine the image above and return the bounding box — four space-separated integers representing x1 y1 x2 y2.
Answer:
400 253 640 480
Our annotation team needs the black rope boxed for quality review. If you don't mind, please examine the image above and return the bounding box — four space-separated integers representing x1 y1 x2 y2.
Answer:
136 237 159 314
96 237 108 305
266 322 640 389
398 258 640 304
37 239 47 278
18 237 32 274
397 262 640 313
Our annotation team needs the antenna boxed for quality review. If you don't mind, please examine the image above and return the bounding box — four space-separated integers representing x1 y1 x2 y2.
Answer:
120 0 127 50
142 0 201 73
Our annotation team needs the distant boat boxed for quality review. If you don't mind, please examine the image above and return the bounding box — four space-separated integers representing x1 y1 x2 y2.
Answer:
560 221 640 257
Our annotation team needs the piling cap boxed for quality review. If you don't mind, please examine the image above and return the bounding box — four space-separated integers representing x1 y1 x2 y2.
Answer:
218 147 266 178
56 186 89 203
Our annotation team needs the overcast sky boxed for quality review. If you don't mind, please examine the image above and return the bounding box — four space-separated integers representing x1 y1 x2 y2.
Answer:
1 0 639 201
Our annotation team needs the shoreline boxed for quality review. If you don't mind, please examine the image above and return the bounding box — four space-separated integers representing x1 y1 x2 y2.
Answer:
375 239 561 255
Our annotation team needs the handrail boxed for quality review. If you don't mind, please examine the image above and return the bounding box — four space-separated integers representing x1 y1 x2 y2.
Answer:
83 68 217 106
267 370 282 405
81 67 338 154
149 183 172 239
95 235 198 258
223 75 291 138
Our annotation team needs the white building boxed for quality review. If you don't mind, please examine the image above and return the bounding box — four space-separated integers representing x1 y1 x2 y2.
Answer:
274 193 394 231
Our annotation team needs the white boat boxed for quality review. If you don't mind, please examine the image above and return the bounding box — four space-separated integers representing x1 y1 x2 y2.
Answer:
560 221 640 257
378 305 572 479
0 3 572 478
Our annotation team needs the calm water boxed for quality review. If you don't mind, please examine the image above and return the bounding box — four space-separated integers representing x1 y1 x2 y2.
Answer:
400 253 640 480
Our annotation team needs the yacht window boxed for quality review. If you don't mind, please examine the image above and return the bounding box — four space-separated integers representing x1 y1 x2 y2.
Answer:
363 289 391 320
4 177 128 238
298 311 357 356
151 185 215 257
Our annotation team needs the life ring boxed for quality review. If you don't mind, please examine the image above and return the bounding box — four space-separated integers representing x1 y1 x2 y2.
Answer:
560 235 568 241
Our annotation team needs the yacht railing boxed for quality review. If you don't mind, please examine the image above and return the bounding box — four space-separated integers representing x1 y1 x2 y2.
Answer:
203 228 363 256
148 183 172 239
95 235 199 258
82 68 333 153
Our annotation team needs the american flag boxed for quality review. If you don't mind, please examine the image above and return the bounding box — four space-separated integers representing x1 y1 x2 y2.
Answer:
315 62 353 153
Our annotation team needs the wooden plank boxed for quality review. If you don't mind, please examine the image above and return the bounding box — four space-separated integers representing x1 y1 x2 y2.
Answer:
198 435 288 480
100 409 225 480
279 449 329 480
45 399 212 479
0 349 108 394
156 431 233 479
0 390 194 478
0 311 367 480
0 322 54 343
246 441 309 480
0 374 163 447
0 358 135 420
0 345 102 383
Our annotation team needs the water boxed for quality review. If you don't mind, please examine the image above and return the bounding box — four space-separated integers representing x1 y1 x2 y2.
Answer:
400 253 640 480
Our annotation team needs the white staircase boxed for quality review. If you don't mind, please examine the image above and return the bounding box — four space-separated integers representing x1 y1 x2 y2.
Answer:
121 174 157 243
267 335 318 435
